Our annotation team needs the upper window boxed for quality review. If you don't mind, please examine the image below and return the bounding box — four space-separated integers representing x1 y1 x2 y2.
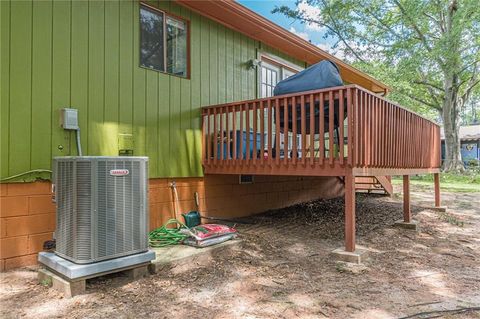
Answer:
140 4 188 77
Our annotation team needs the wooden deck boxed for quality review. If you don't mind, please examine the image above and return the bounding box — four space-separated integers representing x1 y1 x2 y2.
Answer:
201 84 442 255
201 84 441 177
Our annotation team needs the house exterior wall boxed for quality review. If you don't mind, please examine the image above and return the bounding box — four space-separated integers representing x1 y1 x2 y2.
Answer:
0 0 346 271
0 176 343 270
0 0 304 181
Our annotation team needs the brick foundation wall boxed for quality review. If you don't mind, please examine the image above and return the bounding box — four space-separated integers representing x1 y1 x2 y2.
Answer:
0 182 56 271
0 175 343 271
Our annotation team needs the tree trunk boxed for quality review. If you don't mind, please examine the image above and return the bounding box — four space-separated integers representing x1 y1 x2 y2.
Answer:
441 76 464 172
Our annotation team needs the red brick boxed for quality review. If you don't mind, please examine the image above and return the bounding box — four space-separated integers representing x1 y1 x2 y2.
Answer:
149 188 172 203
197 198 207 212
0 219 6 238
176 185 205 201
204 184 232 198
0 184 7 196
231 184 249 196
5 213 56 237
0 196 29 217
7 182 51 196
149 178 168 188
4 254 38 270
266 192 280 204
149 202 174 229
176 200 196 215
169 177 204 187
204 175 236 186
28 232 53 254
28 195 55 214
0 236 28 259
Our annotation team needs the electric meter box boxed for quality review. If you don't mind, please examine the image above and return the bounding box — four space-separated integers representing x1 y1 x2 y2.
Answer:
60 108 79 130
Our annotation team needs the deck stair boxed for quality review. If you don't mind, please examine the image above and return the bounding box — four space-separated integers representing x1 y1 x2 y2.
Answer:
355 176 392 195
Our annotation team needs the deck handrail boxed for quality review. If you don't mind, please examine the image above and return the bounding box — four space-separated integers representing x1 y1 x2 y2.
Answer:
201 85 441 173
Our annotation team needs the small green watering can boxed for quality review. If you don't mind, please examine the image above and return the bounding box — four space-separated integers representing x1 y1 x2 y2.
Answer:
182 211 202 228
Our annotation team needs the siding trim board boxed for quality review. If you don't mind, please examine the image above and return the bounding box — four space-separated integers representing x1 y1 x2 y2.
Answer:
1 0 306 181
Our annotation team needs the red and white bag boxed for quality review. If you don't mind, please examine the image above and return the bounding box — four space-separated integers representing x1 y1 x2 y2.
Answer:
181 224 237 247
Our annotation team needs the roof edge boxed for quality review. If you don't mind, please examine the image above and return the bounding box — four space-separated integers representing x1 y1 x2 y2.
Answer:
173 0 389 93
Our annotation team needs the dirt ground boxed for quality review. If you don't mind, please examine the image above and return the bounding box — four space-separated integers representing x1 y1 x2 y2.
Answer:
1 183 479 319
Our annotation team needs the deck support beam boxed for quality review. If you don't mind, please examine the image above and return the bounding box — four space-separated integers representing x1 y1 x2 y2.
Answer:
394 174 419 231
331 171 368 264
344 172 356 252
434 173 440 207
403 175 411 223
430 172 447 212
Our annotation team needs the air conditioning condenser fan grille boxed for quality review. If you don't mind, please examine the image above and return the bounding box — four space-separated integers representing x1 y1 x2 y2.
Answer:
54 157 148 264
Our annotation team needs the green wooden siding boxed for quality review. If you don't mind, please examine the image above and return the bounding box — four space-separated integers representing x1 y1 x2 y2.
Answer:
0 0 304 180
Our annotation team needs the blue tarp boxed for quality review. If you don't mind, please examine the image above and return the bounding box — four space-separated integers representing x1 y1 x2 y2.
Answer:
273 60 345 134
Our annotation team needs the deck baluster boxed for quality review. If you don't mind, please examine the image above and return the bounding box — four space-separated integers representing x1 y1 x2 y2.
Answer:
283 97 288 165
232 105 237 162
309 94 315 166
220 107 224 162
275 98 281 166
246 102 250 161
328 91 334 165
319 93 325 165
252 101 257 164
301 95 306 165
268 99 273 165
339 89 344 165
239 104 244 161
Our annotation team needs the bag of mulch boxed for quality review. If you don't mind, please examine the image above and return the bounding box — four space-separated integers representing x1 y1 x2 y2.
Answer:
181 224 237 248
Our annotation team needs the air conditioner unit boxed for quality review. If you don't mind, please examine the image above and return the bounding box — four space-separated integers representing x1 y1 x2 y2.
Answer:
53 156 149 264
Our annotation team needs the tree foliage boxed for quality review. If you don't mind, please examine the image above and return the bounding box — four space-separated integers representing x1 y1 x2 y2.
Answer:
274 0 480 171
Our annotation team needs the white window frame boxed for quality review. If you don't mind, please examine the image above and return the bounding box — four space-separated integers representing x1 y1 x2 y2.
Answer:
257 52 304 98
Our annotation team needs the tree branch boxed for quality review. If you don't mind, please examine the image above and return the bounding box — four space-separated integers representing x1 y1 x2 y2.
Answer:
364 7 403 40
412 80 444 92
396 88 442 111
392 0 446 69
393 0 433 52
293 16 367 62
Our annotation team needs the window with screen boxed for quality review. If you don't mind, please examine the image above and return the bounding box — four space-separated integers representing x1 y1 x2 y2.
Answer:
140 4 188 77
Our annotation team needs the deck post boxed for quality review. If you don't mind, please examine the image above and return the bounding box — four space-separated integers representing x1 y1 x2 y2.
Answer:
331 171 368 264
434 173 440 207
394 174 419 231
344 172 356 252
403 175 411 223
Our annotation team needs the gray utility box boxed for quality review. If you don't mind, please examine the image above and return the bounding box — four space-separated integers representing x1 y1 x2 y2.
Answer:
53 156 149 264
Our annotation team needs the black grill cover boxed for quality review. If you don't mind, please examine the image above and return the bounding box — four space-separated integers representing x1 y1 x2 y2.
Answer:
273 60 345 134
273 60 343 96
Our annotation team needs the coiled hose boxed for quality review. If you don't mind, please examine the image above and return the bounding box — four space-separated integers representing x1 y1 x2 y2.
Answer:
148 219 188 247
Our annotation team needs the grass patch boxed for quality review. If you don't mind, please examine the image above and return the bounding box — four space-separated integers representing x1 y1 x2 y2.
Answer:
40 278 52 287
391 179 480 193
391 172 480 193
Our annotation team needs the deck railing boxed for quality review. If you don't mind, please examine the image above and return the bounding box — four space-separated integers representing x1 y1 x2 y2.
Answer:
201 84 441 175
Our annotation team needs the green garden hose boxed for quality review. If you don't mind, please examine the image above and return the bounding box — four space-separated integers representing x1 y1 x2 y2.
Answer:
148 219 189 247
